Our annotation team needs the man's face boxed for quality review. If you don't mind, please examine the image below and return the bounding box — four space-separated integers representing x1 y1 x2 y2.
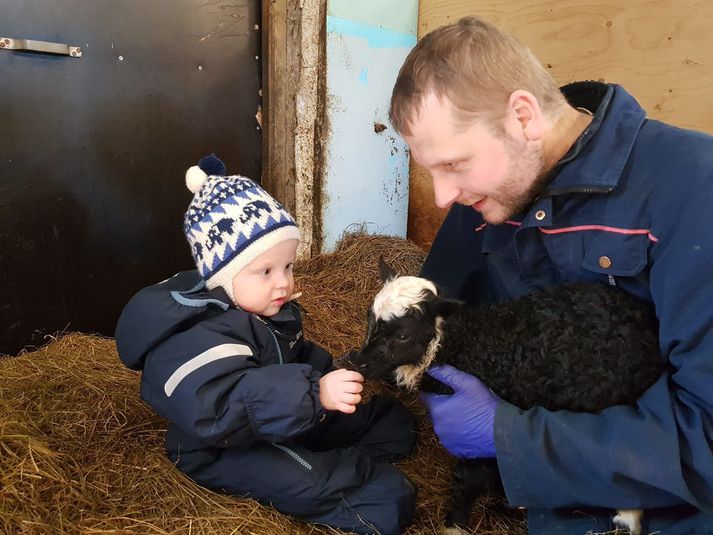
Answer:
404 92 547 224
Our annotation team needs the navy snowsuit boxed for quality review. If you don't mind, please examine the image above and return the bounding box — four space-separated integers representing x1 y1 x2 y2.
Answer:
115 270 416 535
422 81 713 534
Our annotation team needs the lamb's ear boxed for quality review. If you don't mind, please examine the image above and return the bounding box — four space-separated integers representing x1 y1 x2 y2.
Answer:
432 296 463 317
378 255 398 283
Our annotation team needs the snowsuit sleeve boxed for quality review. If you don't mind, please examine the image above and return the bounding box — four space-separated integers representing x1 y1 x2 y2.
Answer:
141 318 326 448
294 339 334 374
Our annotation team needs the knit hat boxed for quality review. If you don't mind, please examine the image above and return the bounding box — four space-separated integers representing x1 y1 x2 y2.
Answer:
183 154 301 303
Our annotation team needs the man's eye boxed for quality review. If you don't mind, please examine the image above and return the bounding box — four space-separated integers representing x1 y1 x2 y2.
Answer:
445 161 467 172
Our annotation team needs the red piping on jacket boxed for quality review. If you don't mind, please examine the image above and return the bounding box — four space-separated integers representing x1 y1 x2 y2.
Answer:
474 222 659 243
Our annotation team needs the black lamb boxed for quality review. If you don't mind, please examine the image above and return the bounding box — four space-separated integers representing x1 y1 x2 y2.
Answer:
347 260 663 535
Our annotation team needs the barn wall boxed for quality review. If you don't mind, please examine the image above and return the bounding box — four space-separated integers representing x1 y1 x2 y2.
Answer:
1 0 262 355
409 0 713 249
322 0 418 252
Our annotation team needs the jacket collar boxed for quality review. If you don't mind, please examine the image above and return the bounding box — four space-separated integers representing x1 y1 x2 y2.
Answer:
193 277 302 334
480 83 647 236
543 82 646 195
195 278 299 325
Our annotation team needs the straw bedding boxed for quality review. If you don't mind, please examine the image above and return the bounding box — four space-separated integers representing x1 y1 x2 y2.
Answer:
0 233 526 535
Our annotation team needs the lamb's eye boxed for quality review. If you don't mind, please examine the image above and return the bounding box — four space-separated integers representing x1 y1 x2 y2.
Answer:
396 332 411 343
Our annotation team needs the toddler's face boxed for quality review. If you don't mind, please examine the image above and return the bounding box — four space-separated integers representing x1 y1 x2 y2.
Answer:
232 239 299 316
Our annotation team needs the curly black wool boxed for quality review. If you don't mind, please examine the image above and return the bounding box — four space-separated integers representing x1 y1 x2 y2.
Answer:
350 279 662 535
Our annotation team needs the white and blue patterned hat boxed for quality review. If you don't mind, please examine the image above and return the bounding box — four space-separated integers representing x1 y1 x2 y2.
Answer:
183 154 301 303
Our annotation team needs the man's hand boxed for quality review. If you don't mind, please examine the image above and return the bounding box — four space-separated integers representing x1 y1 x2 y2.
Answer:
319 369 364 413
419 363 498 458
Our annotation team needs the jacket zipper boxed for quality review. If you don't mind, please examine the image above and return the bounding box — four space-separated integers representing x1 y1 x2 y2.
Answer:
271 443 313 470
266 324 284 364
252 315 284 364
541 185 614 198
252 309 311 469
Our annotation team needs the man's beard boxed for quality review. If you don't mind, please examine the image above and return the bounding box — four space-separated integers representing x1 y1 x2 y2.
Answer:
485 139 549 224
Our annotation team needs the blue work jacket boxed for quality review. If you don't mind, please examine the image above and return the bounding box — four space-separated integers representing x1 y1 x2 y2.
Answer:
421 82 713 526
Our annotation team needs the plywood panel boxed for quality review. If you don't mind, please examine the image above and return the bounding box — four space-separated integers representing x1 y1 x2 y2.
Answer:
410 0 713 248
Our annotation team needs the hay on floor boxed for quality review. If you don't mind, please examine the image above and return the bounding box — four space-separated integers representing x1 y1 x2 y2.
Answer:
0 232 526 535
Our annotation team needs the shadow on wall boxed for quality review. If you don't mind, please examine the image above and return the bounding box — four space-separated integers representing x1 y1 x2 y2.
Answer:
0 177 87 354
0 94 200 356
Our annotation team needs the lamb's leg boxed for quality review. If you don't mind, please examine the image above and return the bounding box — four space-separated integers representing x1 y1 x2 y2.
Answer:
613 508 642 535
443 458 503 533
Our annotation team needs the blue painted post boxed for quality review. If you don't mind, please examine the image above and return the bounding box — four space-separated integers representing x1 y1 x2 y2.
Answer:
322 0 419 251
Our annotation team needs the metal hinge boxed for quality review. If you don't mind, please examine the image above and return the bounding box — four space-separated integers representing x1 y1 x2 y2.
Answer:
0 37 82 57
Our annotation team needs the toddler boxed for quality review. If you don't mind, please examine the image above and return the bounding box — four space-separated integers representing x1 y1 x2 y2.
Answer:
115 154 416 535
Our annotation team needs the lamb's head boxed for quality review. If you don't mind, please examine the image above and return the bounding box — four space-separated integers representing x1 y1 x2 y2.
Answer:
348 259 460 391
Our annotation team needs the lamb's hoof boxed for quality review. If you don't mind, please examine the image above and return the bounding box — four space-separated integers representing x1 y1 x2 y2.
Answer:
441 526 468 535
612 508 642 535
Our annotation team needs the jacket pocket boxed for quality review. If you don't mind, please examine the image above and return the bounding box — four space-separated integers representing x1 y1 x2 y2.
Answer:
582 231 649 277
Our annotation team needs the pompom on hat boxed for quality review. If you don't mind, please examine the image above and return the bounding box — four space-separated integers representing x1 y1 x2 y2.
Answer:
183 154 301 303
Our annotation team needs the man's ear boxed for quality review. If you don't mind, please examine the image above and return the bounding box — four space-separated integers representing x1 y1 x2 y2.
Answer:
507 89 544 141
378 256 398 283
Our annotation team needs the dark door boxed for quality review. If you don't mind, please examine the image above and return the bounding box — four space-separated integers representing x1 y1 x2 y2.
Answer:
0 0 262 355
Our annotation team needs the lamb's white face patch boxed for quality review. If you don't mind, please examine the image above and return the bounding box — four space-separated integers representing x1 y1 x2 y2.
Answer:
372 276 437 321
393 317 444 391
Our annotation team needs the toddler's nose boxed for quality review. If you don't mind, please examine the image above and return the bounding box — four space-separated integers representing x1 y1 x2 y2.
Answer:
274 271 289 289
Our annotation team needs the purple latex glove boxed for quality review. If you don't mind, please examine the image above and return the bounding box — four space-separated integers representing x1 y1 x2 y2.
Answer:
418 363 498 458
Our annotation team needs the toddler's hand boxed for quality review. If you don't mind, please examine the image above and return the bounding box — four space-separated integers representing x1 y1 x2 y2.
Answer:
319 369 364 414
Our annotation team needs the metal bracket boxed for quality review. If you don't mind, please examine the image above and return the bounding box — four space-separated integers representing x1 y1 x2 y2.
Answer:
0 37 82 57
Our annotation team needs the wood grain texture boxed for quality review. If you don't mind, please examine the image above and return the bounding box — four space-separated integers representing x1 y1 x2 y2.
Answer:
262 0 296 212
408 160 447 251
409 0 713 248
263 0 324 258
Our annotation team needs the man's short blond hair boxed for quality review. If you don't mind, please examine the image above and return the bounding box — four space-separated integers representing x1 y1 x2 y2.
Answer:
390 16 566 135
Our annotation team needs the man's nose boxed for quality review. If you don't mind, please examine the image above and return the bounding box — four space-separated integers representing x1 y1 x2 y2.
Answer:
432 175 460 209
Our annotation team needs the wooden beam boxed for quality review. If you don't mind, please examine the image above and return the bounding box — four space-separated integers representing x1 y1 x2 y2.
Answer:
262 0 325 257
261 0 296 212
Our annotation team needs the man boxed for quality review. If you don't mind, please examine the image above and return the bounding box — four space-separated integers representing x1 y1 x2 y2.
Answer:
390 15 713 535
